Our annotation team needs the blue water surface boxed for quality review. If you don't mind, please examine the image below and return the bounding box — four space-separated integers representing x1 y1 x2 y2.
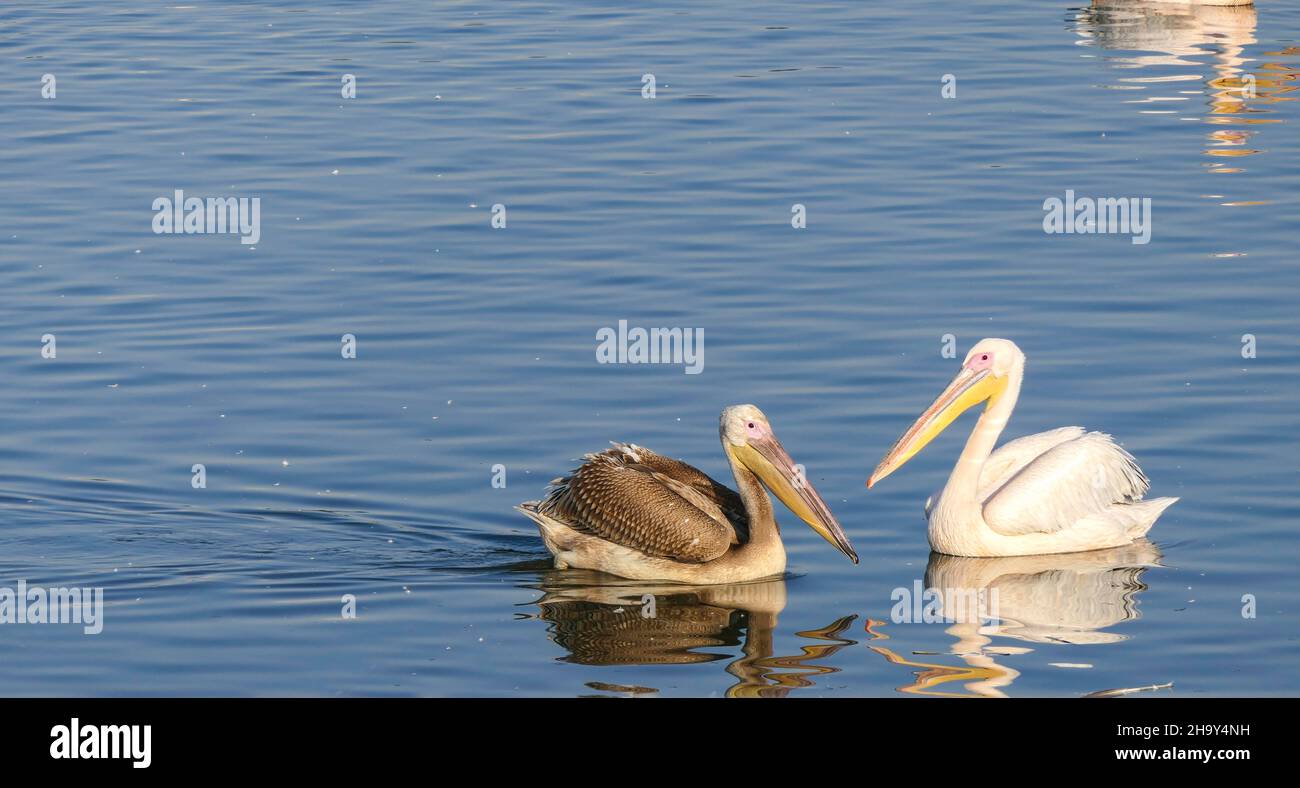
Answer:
0 1 1297 696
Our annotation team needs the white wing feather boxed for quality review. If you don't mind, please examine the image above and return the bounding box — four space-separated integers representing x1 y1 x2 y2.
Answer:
927 427 1086 519
981 431 1149 537
977 426 1087 500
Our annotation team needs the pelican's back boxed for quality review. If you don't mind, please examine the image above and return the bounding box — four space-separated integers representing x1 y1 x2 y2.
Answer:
519 443 747 565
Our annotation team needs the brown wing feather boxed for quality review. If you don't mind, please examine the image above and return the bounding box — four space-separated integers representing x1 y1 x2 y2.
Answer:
537 443 746 563
623 446 749 542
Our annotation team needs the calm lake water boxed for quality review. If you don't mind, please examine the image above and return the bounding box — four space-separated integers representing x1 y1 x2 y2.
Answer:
1 1 1297 697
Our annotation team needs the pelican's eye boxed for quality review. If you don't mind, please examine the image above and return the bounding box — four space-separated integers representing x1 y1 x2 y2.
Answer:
747 422 755 429
967 351 995 371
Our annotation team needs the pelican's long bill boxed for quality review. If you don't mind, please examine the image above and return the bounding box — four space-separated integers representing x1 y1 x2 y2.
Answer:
731 437 859 564
868 365 1008 489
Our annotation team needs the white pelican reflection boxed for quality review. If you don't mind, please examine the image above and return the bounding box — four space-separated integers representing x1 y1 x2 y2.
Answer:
1074 0 1297 179
868 541 1161 696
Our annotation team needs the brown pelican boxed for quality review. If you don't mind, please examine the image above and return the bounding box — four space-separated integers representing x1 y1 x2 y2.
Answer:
518 404 858 583
868 338 1177 556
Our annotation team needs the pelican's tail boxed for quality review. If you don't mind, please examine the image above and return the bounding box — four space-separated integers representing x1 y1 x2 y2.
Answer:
516 502 577 568
1122 496 1178 539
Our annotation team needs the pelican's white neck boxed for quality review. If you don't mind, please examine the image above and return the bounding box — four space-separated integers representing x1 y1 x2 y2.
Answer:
946 355 1024 501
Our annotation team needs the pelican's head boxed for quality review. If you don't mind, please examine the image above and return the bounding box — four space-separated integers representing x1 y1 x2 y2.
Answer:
868 338 1023 489
720 404 858 564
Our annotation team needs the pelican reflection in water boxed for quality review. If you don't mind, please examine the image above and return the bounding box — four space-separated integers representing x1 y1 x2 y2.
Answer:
529 572 858 697
869 339 1177 556
519 405 857 582
868 541 1162 697
1076 0 1297 178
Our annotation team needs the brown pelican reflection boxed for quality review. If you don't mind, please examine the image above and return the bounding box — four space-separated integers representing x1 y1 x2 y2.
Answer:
1075 0 1296 178
529 571 856 697
868 541 1161 697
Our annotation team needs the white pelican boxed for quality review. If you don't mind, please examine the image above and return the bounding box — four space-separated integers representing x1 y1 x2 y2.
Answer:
868 338 1177 556
518 404 858 583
